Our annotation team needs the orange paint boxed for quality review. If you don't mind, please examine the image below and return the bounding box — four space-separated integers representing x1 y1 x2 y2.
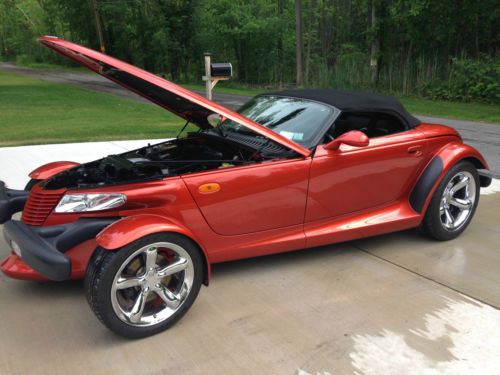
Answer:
198 183 221 194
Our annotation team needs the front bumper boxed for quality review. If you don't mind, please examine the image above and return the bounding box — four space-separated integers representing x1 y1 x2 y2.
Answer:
2 218 116 281
478 169 493 187
0 181 29 224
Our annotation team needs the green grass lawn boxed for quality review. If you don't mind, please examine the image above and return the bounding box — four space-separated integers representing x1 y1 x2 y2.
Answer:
1 67 499 147
400 97 500 123
0 69 186 147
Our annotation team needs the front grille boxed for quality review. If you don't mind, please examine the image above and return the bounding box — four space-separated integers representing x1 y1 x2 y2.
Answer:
22 189 64 226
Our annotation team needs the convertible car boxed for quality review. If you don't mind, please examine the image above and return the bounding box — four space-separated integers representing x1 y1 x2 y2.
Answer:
0 37 492 338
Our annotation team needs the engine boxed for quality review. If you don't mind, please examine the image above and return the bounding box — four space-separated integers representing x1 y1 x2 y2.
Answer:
43 133 265 190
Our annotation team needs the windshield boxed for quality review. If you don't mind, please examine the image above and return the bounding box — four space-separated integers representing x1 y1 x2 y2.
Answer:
220 95 335 148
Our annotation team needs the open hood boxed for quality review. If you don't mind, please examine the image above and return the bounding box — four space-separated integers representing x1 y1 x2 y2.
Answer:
38 36 310 157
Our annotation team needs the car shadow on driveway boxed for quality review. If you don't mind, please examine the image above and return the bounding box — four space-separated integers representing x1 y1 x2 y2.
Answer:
2 224 500 374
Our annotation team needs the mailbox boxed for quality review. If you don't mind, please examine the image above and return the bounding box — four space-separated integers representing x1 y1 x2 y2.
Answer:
210 63 232 78
203 53 232 99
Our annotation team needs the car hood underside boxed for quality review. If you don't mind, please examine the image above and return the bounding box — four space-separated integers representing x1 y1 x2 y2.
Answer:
38 36 310 157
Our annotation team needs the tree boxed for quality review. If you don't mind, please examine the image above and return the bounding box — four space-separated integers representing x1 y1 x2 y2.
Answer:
295 0 303 85
369 0 379 87
277 0 284 87
90 0 105 53
1 0 498 103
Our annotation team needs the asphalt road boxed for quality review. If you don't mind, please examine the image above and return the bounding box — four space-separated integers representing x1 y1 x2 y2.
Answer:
2 62 500 177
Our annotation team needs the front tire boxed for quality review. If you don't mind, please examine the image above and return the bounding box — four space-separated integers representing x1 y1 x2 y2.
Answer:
85 233 203 338
420 161 479 241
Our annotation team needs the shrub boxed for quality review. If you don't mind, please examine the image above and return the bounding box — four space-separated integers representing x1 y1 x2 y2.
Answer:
15 54 36 67
424 55 500 104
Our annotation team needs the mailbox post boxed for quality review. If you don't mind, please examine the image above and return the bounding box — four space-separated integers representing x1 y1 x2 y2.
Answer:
202 52 232 100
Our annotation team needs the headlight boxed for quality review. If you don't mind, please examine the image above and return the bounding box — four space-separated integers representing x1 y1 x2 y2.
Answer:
55 193 126 213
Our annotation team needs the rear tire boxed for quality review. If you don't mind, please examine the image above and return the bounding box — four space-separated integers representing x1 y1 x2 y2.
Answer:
84 233 203 338
420 161 479 241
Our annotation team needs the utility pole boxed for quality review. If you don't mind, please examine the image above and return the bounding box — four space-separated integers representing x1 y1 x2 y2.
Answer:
91 0 106 53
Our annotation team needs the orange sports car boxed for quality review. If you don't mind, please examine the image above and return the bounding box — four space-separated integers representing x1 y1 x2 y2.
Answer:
0 37 492 338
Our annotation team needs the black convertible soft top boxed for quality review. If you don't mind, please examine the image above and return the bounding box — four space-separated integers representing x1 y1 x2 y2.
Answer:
266 89 421 127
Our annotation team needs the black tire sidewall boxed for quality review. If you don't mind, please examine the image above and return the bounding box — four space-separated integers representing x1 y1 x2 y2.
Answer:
85 232 203 338
422 161 480 241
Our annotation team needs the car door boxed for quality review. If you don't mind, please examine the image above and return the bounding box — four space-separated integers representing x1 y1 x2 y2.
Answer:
182 158 311 235
305 128 428 222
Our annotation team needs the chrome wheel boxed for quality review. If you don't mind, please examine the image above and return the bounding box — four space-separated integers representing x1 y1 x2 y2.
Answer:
439 171 476 231
110 242 194 327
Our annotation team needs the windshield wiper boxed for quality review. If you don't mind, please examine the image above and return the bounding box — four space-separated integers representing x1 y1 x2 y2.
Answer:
216 121 226 137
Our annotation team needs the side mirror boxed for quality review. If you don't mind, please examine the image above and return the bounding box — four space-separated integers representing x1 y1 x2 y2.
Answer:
324 130 369 151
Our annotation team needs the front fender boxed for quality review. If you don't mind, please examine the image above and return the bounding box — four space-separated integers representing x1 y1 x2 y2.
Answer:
410 142 490 214
96 214 211 284
437 142 489 171
29 161 80 180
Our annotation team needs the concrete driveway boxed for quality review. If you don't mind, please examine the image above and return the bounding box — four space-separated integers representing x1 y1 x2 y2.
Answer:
0 141 499 374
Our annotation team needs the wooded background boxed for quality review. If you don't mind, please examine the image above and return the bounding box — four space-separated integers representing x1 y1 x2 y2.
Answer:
1 0 499 103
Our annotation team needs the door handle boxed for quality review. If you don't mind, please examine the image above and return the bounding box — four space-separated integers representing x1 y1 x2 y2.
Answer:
407 145 423 157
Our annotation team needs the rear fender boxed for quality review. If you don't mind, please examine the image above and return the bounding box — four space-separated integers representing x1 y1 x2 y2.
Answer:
96 214 211 285
410 142 490 215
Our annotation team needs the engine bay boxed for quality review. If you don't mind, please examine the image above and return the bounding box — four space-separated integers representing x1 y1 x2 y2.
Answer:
43 131 294 190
